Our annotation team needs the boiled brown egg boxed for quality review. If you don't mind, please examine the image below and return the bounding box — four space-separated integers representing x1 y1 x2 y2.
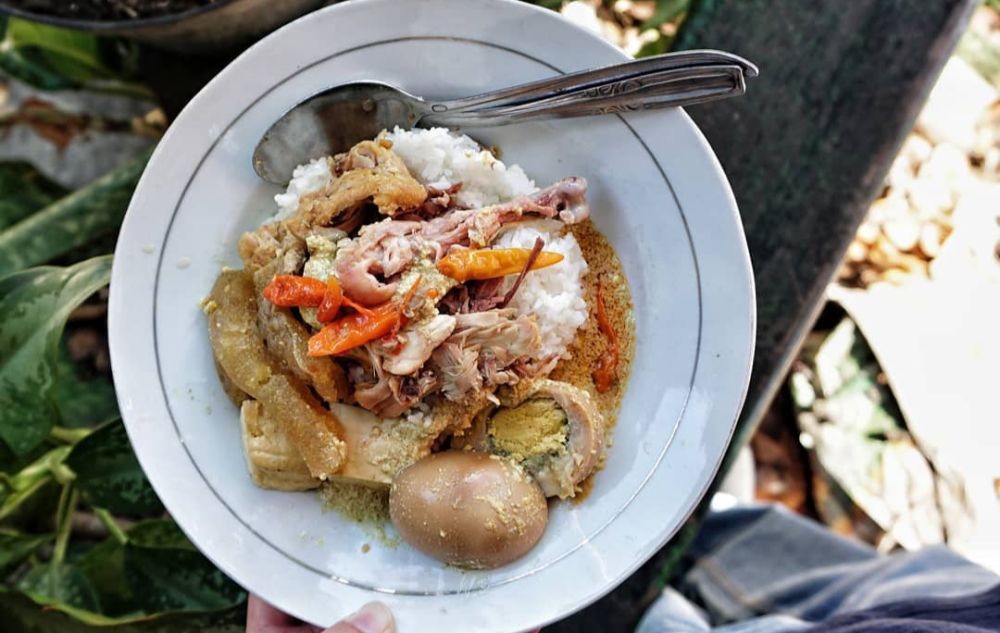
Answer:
389 451 547 569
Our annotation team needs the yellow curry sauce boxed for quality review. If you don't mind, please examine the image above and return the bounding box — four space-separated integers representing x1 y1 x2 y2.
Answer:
548 219 636 501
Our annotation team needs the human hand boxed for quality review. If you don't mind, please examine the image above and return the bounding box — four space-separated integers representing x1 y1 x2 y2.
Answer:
247 593 543 632
247 594 395 633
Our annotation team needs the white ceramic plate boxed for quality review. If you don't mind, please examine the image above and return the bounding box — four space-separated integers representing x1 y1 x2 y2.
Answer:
108 0 755 630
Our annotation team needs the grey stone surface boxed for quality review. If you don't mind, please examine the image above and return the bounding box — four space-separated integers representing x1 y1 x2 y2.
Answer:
0 71 156 188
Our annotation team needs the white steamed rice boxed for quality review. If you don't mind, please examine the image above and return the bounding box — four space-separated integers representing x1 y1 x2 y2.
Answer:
385 126 537 208
494 225 589 359
272 128 588 359
273 156 333 219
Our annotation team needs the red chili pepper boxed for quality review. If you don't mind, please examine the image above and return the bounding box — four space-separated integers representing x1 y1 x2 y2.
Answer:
341 295 375 318
307 302 401 357
316 277 344 323
308 276 421 357
262 275 326 307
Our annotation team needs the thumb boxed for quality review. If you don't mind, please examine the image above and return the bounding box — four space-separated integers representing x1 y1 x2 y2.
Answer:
325 602 395 633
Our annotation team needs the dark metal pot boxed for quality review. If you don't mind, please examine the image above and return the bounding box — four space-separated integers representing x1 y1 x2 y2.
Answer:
0 0 328 53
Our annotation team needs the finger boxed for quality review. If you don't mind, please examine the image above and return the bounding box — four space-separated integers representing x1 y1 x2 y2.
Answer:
248 594 296 629
247 594 323 633
324 602 395 633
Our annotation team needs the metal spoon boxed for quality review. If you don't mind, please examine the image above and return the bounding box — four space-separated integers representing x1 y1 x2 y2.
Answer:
253 49 758 184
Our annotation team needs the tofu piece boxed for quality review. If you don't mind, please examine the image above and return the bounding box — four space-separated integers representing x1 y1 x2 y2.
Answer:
240 400 318 491
239 396 491 491
330 395 491 487
330 403 435 487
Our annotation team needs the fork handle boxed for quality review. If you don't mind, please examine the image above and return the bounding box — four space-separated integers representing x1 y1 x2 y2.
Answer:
419 49 757 127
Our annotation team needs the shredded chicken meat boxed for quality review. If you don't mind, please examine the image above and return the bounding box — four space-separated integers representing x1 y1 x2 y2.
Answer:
217 135 592 438
376 314 454 376
333 177 590 306
431 309 544 402
289 140 426 235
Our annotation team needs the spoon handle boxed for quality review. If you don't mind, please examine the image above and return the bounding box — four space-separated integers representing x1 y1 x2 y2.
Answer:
419 49 757 127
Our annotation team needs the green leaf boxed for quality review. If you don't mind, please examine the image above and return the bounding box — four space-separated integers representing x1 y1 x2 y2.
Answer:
0 475 52 519
75 536 136 618
0 445 70 521
124 545 245 614
0 256 112 455
0 18 153 97
65 419 162 516
52 342 119 429
127 519 196 550
17 562 101 613
3 445 70 490
49 229 120 268
642 0 689 30
0 162 67 231
74 519 237 621
74 519 194 618
636 33 670 59
0 45 79 91
4 19 114 83
0 529 51 576
15 577 158 626
0 588 247 631
523 0 564 9
0 151 150 276
0 436 53 479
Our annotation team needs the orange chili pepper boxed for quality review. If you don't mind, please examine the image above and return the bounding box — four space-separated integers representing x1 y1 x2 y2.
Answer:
265 274 355 323
341 296 375 318
308 276 421 357
262 275 326 307
437 248 564 282
308 303 401 357
316 277 344 323
592 281 619 393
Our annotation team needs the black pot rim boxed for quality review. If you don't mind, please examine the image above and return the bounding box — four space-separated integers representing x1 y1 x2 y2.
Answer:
0 0 240 32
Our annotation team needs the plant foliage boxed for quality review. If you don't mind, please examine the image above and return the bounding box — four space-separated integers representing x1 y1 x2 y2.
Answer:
0 17 245 630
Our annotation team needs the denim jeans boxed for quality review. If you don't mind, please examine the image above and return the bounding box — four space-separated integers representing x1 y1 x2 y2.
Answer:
637 505 999 633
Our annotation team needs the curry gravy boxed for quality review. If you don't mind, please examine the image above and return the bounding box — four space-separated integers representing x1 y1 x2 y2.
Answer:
549 219 636 501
